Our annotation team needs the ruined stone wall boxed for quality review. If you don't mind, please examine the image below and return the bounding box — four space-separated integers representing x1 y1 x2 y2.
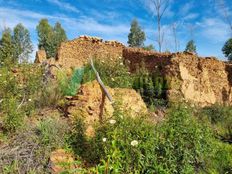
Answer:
123 48 232 106
56 36 124 69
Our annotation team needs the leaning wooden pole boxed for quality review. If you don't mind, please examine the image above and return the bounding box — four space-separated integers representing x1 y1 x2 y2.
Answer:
90 58 113 102
90 58 113 122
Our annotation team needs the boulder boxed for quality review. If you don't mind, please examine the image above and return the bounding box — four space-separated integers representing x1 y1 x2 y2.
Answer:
66 80 147 137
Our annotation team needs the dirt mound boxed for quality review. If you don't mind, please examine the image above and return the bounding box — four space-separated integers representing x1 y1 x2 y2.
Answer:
66 80 147 137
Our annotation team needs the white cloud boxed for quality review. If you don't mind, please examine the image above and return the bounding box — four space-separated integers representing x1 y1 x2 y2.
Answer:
198 17 230 43
47 0 79 13
0 6 130 47
183 13 199 21
180 1 195 16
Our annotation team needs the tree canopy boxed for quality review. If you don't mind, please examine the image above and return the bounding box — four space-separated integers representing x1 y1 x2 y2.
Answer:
222 38 232 61
128 19 146 47
13 23 33 62
0 28 14 64
185 40 197 54
36 19 67 58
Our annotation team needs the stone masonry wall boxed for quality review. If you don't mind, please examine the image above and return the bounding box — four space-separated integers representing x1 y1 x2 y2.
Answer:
123 48 232 106
35 36 232 106
55 36 124 69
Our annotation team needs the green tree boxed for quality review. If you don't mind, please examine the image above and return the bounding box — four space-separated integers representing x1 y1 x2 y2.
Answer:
143 44 155 51
0 28 14 64
128 19 146 47
222 38 232 61
53 22 67 56
13 23 33 62
185 40 197 53
36 19 53 58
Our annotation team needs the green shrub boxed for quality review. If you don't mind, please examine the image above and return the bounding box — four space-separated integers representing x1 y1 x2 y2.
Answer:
83 58 133 88
57 68 84 96
204 141 232 174
0 117 70 173
70 103 215 173
153 104 213 174
2 97 25 132
132 66 168 107
200 104 232 142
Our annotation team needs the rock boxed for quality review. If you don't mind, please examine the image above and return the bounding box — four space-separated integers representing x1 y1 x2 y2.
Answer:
50 149 76 174
35 49 46 63
66 80 147 137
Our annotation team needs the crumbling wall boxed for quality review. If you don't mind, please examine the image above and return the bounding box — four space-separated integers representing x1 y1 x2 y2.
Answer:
56 36 125 69
123 48 172 73
123 48 232 106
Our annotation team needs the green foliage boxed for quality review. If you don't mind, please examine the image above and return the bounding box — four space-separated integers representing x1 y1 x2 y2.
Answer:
58 67 85 96
185 40 197 53
36 19 54 58
143 44 155 51
0 62 59 132
37 118 69 147
84 58 133 88
222 38 232 61
0 28 15 64
13 23 33 62
153 105 213 174
70 103 216 173
199 104 232 142
53 22 67 52
128 19 146 47
36 19 67 58
205 141 232 174
0 117 70 173
2 97 24 132
133 63 168 107
0 24 32 64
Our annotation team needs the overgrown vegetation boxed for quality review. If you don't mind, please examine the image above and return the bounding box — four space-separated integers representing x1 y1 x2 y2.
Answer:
69 103 231 173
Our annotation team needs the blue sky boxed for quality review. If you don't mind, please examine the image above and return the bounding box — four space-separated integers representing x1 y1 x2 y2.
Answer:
0 0 231 60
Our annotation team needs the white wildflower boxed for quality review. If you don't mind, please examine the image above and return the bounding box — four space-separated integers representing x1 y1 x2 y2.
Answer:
184 106 188 109
131 140 138 146
111 78 115 81
109 119 116 124
118 56 122 59
120 62 123 66
28 98 32 102
0 74 2 77
102 138 107 142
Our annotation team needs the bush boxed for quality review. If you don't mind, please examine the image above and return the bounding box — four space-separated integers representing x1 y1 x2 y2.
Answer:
200 104 232 142
71 101 155 173
2 97 24 132
205 141 232 174
0 117 70 173
153 104 213 174
83 58 133 88
70 103 215 173
132 63 168 107
0 64 43 132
